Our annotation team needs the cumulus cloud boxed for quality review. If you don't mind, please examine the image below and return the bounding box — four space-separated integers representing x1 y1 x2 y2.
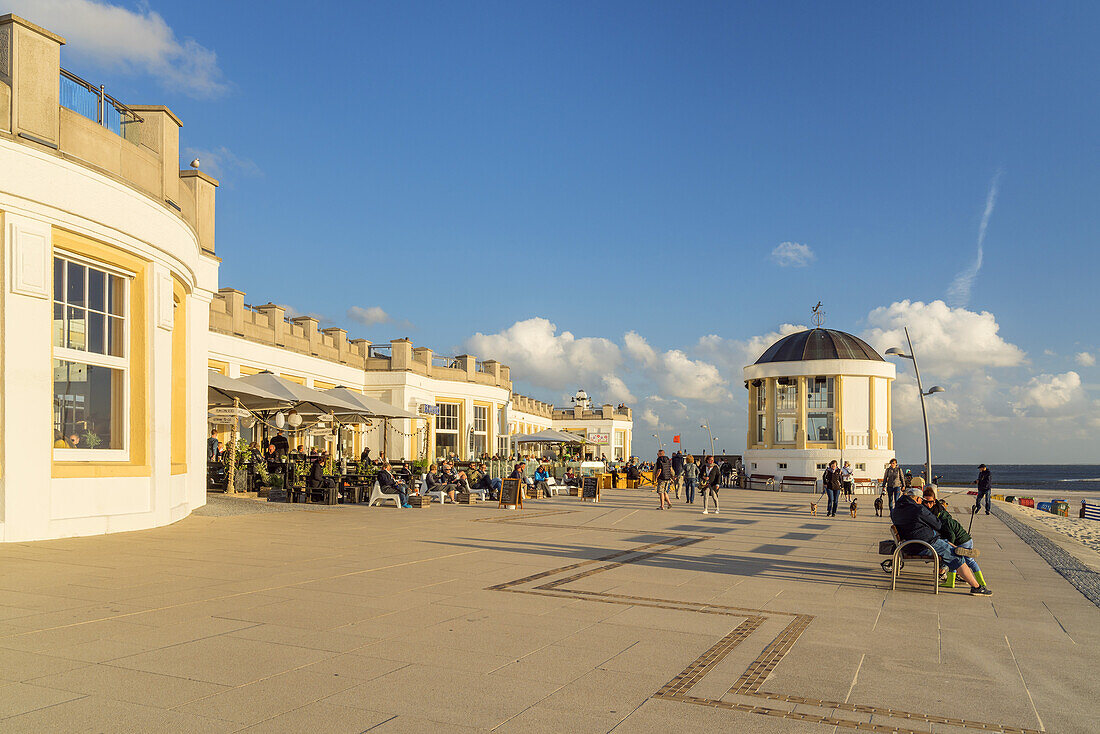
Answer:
1075 352 1096 367
890 374 962 427
283 305 329 323
12 0 228 97
947 170 1002 307
601 374 635 403
696 323 808 373
183 146 261 183
465 318 622 390
1014 371 1085 415
638 396 689 431
623 332 729 402
347 306 391 327
770 241 815 267
862 300 1025 378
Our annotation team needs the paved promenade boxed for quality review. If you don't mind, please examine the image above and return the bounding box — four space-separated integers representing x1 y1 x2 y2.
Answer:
0 489 1096 733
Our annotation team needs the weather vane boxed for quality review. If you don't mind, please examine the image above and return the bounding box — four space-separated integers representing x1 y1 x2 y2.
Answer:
811 301 825 327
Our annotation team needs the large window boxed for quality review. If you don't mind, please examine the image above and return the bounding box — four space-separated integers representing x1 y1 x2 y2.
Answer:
472 405 488 457
435 403 459 458
774 382 797 443
806 377 834 442
52 255 128 456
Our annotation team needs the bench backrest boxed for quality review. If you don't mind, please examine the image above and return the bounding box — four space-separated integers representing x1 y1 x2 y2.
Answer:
890 524 902 543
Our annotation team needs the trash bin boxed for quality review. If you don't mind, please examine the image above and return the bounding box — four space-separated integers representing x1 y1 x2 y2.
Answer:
1051 500 1069 517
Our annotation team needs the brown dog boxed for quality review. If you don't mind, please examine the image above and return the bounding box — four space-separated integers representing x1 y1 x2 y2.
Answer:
809 502 818 516
849 498 858 518
874 495 884 517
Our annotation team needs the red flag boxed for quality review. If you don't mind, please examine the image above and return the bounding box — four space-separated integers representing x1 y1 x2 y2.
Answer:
673 435 681 443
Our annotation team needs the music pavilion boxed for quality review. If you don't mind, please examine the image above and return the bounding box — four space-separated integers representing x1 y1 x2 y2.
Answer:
742 327 897 489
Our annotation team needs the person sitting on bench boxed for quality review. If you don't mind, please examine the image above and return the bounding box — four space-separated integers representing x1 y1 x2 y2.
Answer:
377 462 411 507
625 462 641 483
923 488 986 587
467 462 500 500
563 467 580 487
891 487 991 595
533 464 551 496
306 454 337 497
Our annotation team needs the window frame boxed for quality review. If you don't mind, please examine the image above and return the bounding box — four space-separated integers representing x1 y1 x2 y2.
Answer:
52 251 132 462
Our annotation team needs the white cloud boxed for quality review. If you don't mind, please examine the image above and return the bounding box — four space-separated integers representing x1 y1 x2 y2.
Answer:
1014 371 1085 415
862 300 1025 378
947 170 1002 307
770 241 815 267
600 374 635 404
347 306 391 327
623 332 728 402
465 318 622 391
890 374 962 427
695 323 808 373
283 305 329 324
11 0 228 97
183 146 261 183
1075 352 1096 367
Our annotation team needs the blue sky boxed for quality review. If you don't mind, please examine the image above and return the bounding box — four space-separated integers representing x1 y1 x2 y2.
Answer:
19 1 1099 461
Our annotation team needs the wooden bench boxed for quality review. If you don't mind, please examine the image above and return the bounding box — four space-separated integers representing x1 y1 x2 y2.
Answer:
780 475 817 493
880 525 940 594
747 474 775 491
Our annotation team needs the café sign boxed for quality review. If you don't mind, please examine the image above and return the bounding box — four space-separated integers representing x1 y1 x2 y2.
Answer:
419 404 441 416
588 432 610 445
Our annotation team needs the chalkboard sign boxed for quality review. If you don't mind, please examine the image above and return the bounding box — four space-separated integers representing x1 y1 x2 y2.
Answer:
582 476 600 502
499 477 523 509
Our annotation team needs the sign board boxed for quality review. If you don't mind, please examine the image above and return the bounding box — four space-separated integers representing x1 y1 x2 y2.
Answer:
499 477 523 510
587 432 610 445
419 404 441 416
582 476 600 502
208 407 250 418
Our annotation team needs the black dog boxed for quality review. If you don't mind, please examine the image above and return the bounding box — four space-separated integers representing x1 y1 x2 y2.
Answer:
874 495 884 517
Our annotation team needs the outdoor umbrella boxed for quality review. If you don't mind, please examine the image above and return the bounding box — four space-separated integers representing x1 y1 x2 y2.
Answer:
324 386 419 420
208 370 290 411
236 372 365 415
513 429 586 444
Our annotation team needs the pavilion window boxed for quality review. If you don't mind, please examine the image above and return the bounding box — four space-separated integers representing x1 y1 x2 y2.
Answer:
806 377 834 442
52 255 129 457
774 382 797 443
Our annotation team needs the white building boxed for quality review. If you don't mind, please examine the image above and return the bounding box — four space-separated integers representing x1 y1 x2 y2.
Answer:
0 15 218 541
552 390 634 461
743 328 896 487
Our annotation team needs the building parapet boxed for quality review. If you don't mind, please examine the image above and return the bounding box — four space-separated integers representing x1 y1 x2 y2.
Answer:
511 393 553 419
0 15 218 255
552 405 632 421
210 288 513 390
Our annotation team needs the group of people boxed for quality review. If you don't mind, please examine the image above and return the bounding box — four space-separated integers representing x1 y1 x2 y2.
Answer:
652 450 723 513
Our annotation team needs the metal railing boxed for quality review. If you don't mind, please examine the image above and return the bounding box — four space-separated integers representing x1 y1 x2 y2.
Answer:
432 356 459 369
367 345 391 359
59 68 142 141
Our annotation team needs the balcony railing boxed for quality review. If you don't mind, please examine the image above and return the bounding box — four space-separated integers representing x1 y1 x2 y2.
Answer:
367 345 391 359
60 68 142 141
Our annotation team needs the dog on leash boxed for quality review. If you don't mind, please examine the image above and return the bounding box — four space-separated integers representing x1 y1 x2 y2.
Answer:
874 494 884 516
849 498 858 518
809 501 818 516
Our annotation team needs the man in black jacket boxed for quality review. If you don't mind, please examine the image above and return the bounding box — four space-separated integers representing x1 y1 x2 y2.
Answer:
972 464 992 515
377 462 410 507
671 451 685 499
891 488 991 595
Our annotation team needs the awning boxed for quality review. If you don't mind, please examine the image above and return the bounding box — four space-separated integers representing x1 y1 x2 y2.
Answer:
235 372 366 415
324 387 419 420
513 429 591 444
208 370 291 411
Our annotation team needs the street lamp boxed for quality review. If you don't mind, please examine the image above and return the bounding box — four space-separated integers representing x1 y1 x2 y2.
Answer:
885 327 947 487
699 421 715 457
652 432 663 451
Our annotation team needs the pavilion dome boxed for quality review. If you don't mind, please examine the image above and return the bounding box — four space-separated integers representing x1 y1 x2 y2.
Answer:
754 328 884 364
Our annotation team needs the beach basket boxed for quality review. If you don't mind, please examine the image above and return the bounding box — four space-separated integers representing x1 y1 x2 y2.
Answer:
1018 497 1035 508
993 494 1005 501
1051 500 1069 517
1081 500 1100 522
1005 495 1016 503
1036 501 1052 513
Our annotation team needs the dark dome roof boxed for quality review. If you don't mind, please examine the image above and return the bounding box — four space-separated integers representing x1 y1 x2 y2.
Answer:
754 329 884 364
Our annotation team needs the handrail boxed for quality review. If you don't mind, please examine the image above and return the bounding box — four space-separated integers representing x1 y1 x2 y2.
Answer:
59 67 144 137
60 68 144 123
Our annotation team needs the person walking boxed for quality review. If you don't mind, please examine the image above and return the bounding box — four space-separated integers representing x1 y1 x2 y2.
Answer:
881 458 905 512
671 451 685 499
701 456 721 514
654 449 673 510
683 455 699 504
823 460 843 517
841 461 854 500
207 429 220 462
972 464 992 515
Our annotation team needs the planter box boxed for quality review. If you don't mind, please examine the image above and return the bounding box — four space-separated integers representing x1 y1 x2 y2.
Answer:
525 487 544 500
457 493 479 504
408 495 432 508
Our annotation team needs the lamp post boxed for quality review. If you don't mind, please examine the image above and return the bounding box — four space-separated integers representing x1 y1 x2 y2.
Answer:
885 327 946 487
652 432 663 451
700 421 715 458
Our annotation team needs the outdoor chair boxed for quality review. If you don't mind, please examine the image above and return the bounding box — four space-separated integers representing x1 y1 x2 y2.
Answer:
367 480 402 508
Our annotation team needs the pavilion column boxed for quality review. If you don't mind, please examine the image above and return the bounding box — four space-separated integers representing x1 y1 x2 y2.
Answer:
835 375 844 451
764 378 776 448
796 376 808 449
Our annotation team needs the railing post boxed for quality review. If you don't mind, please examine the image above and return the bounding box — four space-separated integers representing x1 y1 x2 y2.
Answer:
98 84 104 124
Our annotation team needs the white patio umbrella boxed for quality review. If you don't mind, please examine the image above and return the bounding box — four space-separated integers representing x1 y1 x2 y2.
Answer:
324 386 419 420
208 370 290 411
236 372 365 415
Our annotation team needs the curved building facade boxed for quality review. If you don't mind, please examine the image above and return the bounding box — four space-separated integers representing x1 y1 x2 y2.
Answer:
743 328 895 487
0 15 219 540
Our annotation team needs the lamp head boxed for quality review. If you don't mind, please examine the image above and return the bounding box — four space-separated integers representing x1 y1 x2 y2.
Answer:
927 385 946 394
885 347 909 358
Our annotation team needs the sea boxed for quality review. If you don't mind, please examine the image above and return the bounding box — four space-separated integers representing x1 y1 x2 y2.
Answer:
900 464 1100 497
